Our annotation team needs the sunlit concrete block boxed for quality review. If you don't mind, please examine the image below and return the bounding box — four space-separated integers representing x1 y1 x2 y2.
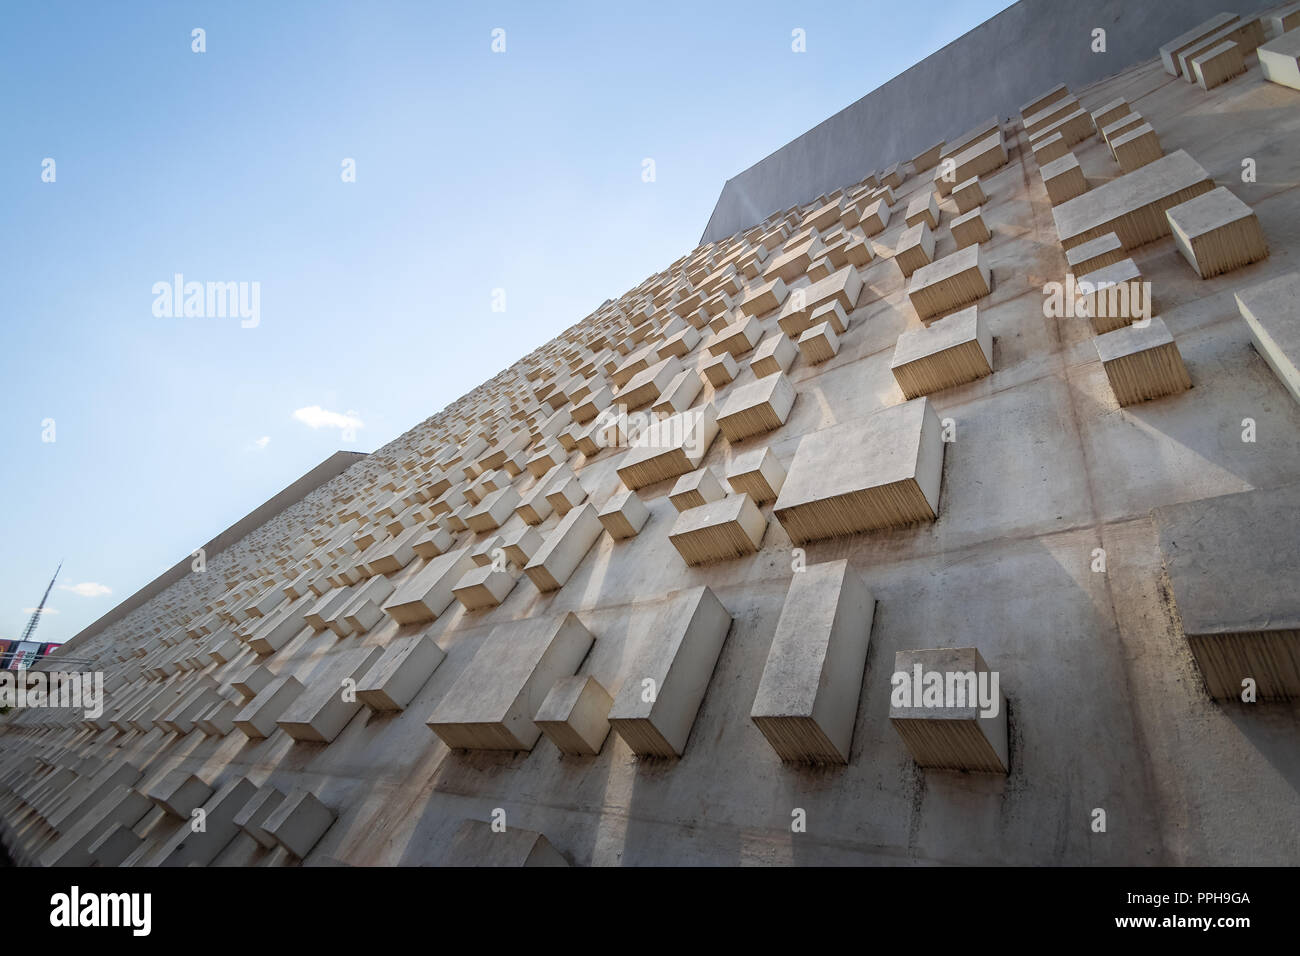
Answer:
382 548 476 625
570 384 613 425
725 446 786 503
951 176 986 214
608 586 732 757
1112 123 1162 174
1077 257 1149 334
905 191 940 230
305 587 354 631
1101 112 1145 156
669 494 766 566
716 373 795 442
40 785 152 867
1030 106 1094 152
1041 153 1087 206
616 405 718 490
1090 98 1130 134
1094 316 1192 406
894 222 936 278
934 131 1007 196
701 350 739 388
411 524 454 560
908 244 991 321
774 397 943 545
597 487 649 539
233 675 303 739
453 563 518 611
517 471 560 525
857 198 891 236
766 236 824 283
1031 131 1068 166
1236 271 1300 407
524 503 603 592
150 776 258 867
546 473 591 517
1023 95 1079 136
776 265 862 337
811 299 850 336
232 785 284 849
798 321 840 364
889 647 1008 773
339 575 395 636
751 560 874 764
428 612 595 751
1191 40 1245 90
1175 17 1263 80
1272 2 1300 34
706 314 763 358
356 631 446 711
443 819 568 866
911 141 943 172
263 789 336 859
879 162 904 190
1066 232 1124 277
231 663 273 700
147 769 213 819
534 675 613 756
614 356 680 411
1020 82 1069 120
277 646 383 743
470 534 506 567
1166 187 1268 279
500 525 543 568
891 305 993 398
466 485 520 533
653 368 702 416
1161 12 1240 76
195 697 239 737
737 277 788 317
750 333 797 378
670 466 726 512
949 206 990 250
1052 150 1213 251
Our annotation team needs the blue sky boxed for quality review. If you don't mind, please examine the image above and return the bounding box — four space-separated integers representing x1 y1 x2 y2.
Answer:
0 0 1014 645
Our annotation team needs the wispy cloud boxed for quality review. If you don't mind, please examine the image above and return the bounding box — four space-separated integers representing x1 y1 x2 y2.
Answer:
58 582 112 598
292 405 363 432
255 435 270 449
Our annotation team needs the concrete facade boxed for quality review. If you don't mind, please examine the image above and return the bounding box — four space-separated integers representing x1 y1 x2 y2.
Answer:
4 3 1300 868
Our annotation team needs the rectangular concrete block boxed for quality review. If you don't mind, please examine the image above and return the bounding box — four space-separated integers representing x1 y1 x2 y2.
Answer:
1052 149 1213 251
725 445 786 503
737 277 788 318
534 675 613 756
233 674 305 739
908 244 991 321
614 356 680 410
1066 232 1125 277
150 776 257 867
1191 40 1245 90
1235 270 1300 406
597 487 649 539
1160 12 1240 76
1112 123 1162 174
751 560 874 764
232 784 284 849
443 818 568 866
669 493 766 566
524 502 603 592
890 305 993 399
1166 186 1268 279
1090 97 1130 132
716 373 795 442
934 131 1006 196
706 314 763 358
1175 17 1263 81
700 350 740 388
894 222 936 278
382 547 476 625
147 770 212 819
774 397 944 545
466 485 520 533
889 647 1008 773
427 612 595 751
1094 315 1192 406
857 198 891 236
356 631 446 711
750 332 798 378
798 321 840 364
951 176 986 214
1041 153 1087 206
949 206 990 249
41 785 152 867
905 190 940 229
276 645 384 742
545 472 590 516
670 466 726 512
263 789 335 859
608 586 732 757
653 368 703 416
1077 257 1149 334
616 405 718 490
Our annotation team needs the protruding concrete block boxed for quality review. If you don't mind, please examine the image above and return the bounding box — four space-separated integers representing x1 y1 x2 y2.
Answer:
1259 25 1300 91
857 198 891 236
147 769 213 819
501 525 543 567
908 244 991 321
614 356 680 410
669 466 726 512
608 586 732 757
949 206 990 249
894 222 936 278
1077 257 1150 334
524 503 603 592
442 819 568 866
774 397 944 545
1112 123 1162 174
1235 271 1300 406
653 368 703 416
234 675 305 739
716 373 795 442
700 350 740 388
427 612 595 751
905 190 940 229
1041 153 1087 206
382 548 476 625
545 473 591 517
41 785 152 867
1066 232 1125 277
87 822 143 867
737 277 788 318
890 305 993 399
1094 316 1191 406
1166 187 1268 279
356 631 446 711
534 675 613 756
889 647 1008 773
725 446 786 503
706 314 763 358
750 333 798 377
597 488 649 539
751 560 874 764
934 131 1007 196
263 789 336 859
151 776 258 867
951 176 986 214
466 485 520 533
668 494 766 566
1160 12 1240 76
453 563 518 611
232 785 285 849
616 406 718 490
1191 40 1245 90
798 321 840 364
276 645 383 743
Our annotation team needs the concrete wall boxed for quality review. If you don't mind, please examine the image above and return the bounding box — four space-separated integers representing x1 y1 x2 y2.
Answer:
700 0 1279 244
59 450 367 652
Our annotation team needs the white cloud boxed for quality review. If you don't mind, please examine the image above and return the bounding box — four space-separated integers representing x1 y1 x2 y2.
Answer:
21 607 59 615
254 435 270 449
58 582 112 598
292 405 364 432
